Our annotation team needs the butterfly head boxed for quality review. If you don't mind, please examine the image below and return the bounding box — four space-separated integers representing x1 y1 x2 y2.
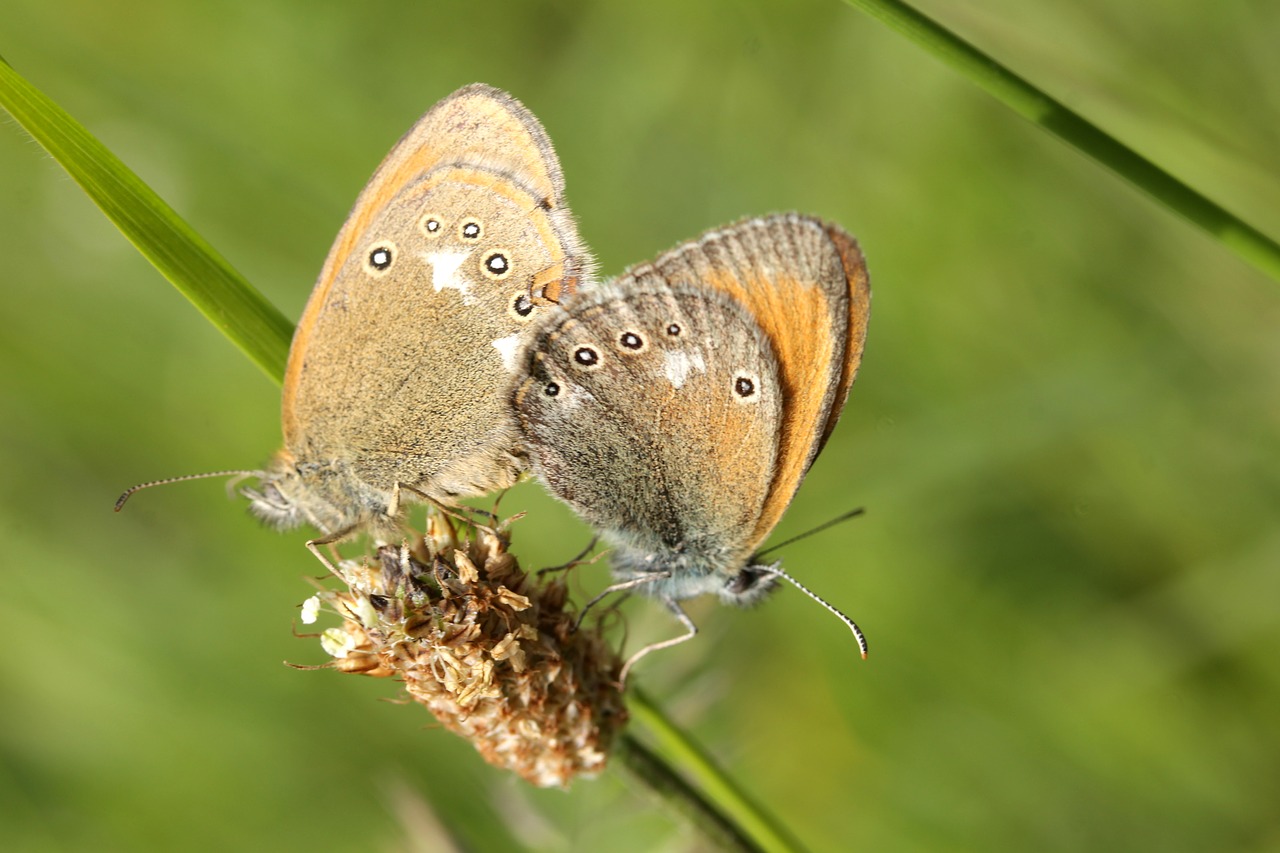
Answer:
243 451 391 538
719 560 784 606
604 529 783 607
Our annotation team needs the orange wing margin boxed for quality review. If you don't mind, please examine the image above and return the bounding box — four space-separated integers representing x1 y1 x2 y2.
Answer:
643 214 870 551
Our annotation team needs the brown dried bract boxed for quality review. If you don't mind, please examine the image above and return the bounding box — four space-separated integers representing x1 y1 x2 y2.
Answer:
303 514 626 787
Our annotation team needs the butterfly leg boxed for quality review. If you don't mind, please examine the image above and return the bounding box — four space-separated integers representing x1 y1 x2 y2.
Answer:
538 535 601 577
305 524 357 578
399 483 501 536
572 572 672 632
619 597 698 686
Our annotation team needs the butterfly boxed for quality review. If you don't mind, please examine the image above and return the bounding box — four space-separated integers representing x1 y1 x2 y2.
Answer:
513 213 870 676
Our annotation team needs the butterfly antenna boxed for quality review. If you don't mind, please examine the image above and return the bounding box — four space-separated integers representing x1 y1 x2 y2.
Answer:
758 565 869 660
755 506 866 559
114 470 260 512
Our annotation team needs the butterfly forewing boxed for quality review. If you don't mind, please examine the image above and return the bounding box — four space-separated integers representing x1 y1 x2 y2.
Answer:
281 84 592 501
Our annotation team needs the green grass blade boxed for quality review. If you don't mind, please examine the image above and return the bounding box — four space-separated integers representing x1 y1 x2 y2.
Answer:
0 55 293 381
841 0 1280 283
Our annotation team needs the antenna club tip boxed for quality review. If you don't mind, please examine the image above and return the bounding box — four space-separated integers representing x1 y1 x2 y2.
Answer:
113 494 130 512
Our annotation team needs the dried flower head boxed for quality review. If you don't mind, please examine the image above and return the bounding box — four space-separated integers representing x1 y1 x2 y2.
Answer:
301 513 627 787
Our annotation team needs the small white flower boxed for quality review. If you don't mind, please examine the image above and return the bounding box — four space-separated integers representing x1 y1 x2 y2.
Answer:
353 595 379 629
321 627 356 659
300 595 322 625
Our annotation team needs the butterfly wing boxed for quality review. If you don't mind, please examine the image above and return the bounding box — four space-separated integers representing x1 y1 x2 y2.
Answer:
514 282 783 586
622 214 870 553
282 84 593 500
815 222 872 451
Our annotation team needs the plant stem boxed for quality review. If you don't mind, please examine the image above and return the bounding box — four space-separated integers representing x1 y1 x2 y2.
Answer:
840 0 1280 283
616 735 762 852
624 688 807 853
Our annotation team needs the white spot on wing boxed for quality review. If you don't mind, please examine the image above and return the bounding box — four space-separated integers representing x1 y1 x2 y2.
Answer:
663 350 706 388
422 249 474 305
491 333 522 372
563 385 594 408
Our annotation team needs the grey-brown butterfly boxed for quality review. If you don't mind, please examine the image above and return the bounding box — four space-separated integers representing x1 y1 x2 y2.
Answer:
512 214 870 677
118 84 593 566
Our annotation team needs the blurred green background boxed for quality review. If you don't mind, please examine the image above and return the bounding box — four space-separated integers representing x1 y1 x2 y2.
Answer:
2 0 1278 850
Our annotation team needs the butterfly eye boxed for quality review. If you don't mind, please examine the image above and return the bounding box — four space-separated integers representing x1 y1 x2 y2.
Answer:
419 213 444 237
459 218 483 241
618 331 646 353
572 346 601 369
733 373 761 403
666 323 682 337
364 241 397 275
482 250 513 280
508 291 536 321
